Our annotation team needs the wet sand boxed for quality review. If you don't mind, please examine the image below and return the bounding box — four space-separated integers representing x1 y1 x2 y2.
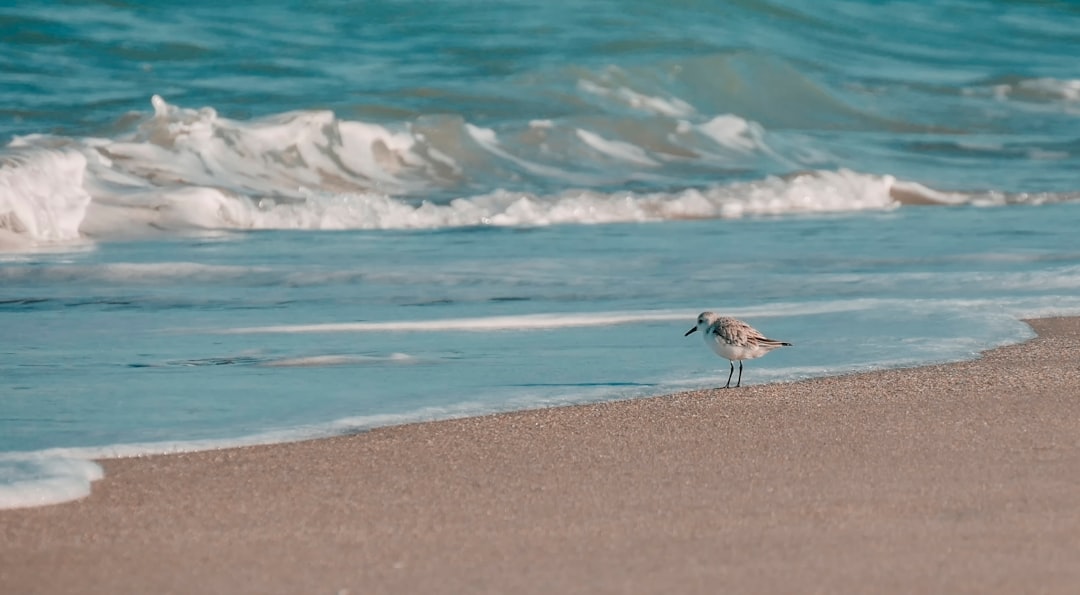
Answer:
3 317 1080 594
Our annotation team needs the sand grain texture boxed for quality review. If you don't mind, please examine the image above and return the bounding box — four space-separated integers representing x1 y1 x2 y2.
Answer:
3 318 1080 594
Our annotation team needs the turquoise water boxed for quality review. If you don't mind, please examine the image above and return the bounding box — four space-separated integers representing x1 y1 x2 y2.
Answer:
2 0 1080 508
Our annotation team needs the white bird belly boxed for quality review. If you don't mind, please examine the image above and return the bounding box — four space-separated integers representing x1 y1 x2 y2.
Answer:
706 336 769 361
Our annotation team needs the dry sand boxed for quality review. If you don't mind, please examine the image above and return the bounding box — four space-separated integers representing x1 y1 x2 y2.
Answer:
3 317 1080 594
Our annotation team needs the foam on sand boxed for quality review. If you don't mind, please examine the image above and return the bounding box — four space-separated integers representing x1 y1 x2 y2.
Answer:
0 454 103 510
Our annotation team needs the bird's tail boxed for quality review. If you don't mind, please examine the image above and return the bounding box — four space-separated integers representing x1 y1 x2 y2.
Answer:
762 339 793 347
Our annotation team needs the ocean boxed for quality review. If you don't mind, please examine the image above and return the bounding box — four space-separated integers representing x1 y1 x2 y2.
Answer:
2 0 1080 509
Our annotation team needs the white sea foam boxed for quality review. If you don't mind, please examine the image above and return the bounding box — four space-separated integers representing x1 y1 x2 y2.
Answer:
0 96 903 247
161 169 900 230
577 78 696 117
695 114 768 153
964 76 1080 117
987 77 1080 103
0 454 103 510
2 96 1078 249
220 310 693 334
214 300 896 335
287 168 898 229
575 129 661 166
0 148 92 247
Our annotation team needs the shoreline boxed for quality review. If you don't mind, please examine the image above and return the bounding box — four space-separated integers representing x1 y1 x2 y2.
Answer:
3 317 1080 594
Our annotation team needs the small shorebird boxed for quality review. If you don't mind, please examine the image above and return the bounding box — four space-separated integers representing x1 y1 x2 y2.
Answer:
684 312 792 388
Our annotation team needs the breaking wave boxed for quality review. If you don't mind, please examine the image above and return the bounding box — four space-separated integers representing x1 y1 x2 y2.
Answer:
2 95 1078 249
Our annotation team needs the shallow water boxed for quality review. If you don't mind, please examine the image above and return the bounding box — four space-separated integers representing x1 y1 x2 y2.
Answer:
2 0 1080 508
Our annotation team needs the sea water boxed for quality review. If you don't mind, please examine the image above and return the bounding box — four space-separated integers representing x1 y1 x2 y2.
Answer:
2 0 1080 509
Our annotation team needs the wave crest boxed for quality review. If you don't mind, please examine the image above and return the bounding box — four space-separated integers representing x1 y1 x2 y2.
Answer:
0 148 91 247
1 95 1077 248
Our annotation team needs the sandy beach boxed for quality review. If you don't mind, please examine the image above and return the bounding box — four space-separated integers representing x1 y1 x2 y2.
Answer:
3 317 1079 594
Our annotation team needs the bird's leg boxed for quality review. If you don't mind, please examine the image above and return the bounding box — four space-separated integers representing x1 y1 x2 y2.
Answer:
735 361 743 388
724 360 734 389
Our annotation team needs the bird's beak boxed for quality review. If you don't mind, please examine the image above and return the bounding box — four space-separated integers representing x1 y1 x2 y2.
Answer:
684 326 698 337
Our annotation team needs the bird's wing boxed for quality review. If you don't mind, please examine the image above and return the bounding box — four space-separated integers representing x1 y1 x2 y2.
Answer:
711 317 753 345
713 317 791 347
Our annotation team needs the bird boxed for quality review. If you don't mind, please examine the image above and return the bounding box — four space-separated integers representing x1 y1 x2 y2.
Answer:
684 312 792 388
